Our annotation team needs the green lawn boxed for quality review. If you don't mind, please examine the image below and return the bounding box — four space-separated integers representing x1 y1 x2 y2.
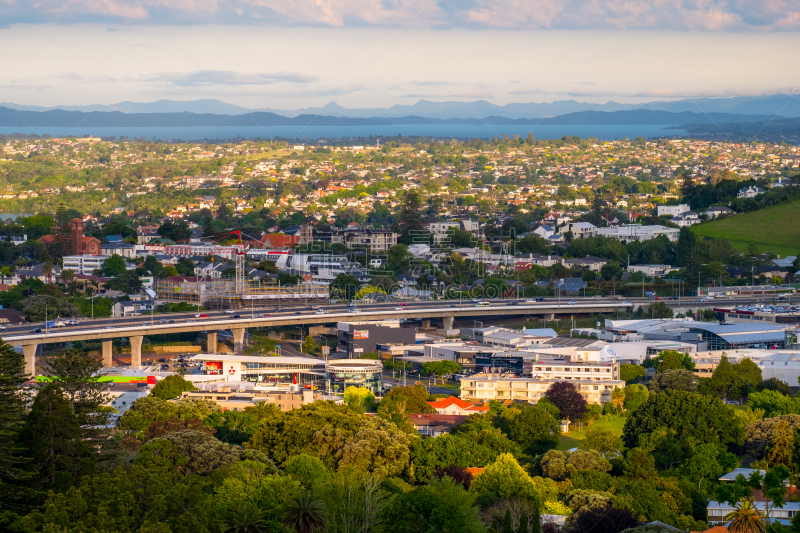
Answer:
557 415 627 451
691 201 800 257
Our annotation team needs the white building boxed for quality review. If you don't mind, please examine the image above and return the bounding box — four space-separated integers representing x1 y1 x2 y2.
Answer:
627 264 679 277
595 225 680 243
737 186 766 198
62 254 108 275
567 222 597 239
460 375 624 404
657 204 690 217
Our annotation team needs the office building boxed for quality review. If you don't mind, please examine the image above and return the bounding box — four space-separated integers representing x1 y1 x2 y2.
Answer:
338 321 415 358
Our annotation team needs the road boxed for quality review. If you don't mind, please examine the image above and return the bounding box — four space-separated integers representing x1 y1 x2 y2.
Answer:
1 293 792 342
381 373 458 396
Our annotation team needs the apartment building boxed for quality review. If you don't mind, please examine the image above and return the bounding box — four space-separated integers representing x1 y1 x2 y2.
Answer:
460 375 624 404
63 254 111 275
179 387 342 411
318 228 398 252
595 225 680 243
529 360 620 382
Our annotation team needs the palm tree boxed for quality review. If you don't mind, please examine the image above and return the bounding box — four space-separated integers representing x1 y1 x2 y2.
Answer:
223 503 267 533
42 261 53 284
725 499 766 533
60 269 75 286
244 400 282 422
282 492 328 533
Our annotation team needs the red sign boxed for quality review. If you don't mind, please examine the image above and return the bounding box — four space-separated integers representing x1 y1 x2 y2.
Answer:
228 365 236 375
147 376 156 385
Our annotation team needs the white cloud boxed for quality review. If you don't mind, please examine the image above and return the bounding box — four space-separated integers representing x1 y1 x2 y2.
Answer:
145 70 319 86
4 0 800 30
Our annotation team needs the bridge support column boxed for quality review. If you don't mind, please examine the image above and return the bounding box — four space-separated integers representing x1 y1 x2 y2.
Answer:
443 316 454 331
130 336 143 369
421 319 431 329
544 313 555 321
207 332 217 353
23 344 38 377
232 328 246 353
102 340 113 368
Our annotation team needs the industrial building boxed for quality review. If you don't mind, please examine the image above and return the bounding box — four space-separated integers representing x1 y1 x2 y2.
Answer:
685 322 793 351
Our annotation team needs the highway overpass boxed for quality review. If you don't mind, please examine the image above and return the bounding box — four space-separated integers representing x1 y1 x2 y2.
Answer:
3 301 632 376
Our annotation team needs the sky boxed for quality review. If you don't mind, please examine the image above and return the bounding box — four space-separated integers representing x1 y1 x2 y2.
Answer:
1 0 800 110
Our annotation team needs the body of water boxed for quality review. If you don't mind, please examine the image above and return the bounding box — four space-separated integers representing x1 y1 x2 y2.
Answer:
0 124 686 142
0 213 33 220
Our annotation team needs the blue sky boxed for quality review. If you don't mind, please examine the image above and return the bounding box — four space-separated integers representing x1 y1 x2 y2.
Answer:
1 1 799 109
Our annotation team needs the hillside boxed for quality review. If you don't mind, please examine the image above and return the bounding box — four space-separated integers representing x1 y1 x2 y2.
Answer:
691 201 800 257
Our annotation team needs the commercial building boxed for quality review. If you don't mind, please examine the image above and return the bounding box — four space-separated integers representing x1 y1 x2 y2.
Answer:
685 322 794 351
190 354 327 388
713 306 800 325
179 387 342 411
337 321 416 358
325 359 383 395
188 354 383 395
460 375 624 405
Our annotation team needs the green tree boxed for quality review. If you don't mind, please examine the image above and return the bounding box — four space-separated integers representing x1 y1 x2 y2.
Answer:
285 453 330 490
151 374 198 400
395 190 425 243
766 421 794 468
383 384 434 414
302 335 315 354
387 243 413 274
22 295 81 321
384 476 485 533
422 360 462 385
579 427 623 459
620 364 646 383
499 405 560 455
222 502 270 533
102 254 128 276
343 386 376 412
0 338 32 502
282 492 328 533
135 429 241 476
623 384 650 411
17 383 95 494
648 369 699 393
471 453 543 504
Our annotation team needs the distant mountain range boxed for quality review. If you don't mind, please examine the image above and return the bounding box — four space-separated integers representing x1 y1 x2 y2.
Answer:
4 94 800 119
0 106 781 128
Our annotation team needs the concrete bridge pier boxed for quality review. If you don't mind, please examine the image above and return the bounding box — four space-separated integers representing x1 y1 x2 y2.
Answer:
102 340 113 368
543 313 556 320
443 316 454 331
23 344 39 377
130 336 143 369
421 319 431 329
232 328 246 353
207 331 217 353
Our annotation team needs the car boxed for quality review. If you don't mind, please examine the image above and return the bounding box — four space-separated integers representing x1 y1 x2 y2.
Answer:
568 300 578 305
700 298 710 302
158 319 168 324
0 325 6 330
30 328 42 333
195 313 209 318
232 314 241 318
104 325 115 329
448 304 456 308
395 306 407 310
654 296 660 300
167 320 175 324
157 358 167 363
224 309 235 314
507 301 519 306
347 308 360 314
67 319 79 325
186 319 196 323
293 312 302 316
617 296 626 300
260 313 271 318
524 299 538 303
275 306 284 311
622 300 631 304
161 364 169 370
315 309 326 314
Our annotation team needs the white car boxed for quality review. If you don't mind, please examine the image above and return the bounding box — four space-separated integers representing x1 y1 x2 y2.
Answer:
224 309 235 314
315 309 326 314
622 300 631 304
525 299 537 303
348 308 360 314
568 300 578 305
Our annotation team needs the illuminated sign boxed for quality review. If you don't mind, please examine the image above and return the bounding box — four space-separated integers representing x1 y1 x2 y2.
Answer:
353 330 369 340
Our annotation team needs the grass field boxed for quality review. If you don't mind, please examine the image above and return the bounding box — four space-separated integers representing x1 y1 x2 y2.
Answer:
557 415 627 451
691 201 800 257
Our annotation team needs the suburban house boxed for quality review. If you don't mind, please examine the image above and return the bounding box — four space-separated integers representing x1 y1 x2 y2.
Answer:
112 299 155 317
737 186 766 198
563 256 607 272
533 224 555 239
669 211 701 227
427 396 490 415
567 222 597 239
703 206 734 218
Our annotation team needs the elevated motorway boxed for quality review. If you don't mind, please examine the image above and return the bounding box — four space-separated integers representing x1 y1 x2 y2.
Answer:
4 301 632 375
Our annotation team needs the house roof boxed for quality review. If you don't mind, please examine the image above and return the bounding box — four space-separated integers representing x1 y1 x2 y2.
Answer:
428 396 489 412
